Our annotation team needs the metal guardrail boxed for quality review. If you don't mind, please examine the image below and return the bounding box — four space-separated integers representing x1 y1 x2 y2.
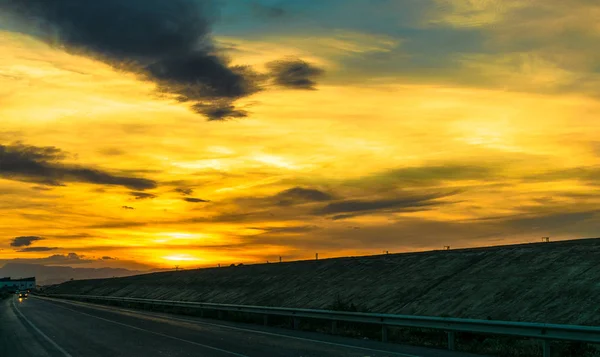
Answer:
40 293 600 356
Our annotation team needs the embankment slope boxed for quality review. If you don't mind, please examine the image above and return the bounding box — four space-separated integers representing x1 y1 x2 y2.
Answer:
46 238 600 325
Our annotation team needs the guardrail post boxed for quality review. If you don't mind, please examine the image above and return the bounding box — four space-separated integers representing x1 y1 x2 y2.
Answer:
263 315 269 326
447 331 456 351
542 340 551 357
332 320 337 335
293 317 300 330
381 325 388 342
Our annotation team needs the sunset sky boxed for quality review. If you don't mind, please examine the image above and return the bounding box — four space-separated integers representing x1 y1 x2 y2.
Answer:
1 0 600 270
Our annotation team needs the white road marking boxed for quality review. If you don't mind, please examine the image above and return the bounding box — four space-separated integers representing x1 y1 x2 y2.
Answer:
37 296 422 357
12 298 74 357
38 298 249 357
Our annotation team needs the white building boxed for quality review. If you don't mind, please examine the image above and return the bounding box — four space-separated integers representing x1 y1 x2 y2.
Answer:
0 277 36 291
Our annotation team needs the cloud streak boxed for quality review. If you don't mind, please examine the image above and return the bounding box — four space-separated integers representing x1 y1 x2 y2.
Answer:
0 143 157 190
10 236 43 247
17 247 58 252
313 190 462 219
184 197 210 203
130 192 157 200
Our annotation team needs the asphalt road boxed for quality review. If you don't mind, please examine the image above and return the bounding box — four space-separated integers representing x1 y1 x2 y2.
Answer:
0 295 486 357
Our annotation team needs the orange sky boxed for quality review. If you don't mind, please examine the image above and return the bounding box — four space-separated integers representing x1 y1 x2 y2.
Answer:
1 0 600 270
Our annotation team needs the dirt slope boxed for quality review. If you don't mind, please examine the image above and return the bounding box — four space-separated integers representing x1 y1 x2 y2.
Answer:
46 238 600 325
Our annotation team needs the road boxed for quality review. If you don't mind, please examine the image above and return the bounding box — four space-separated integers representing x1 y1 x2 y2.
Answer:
0 295 485 357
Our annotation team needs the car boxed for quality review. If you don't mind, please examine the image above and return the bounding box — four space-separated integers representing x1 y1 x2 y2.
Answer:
18 291 28 299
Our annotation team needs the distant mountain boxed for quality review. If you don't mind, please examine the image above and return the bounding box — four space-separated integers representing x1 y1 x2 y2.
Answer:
0 263 144 285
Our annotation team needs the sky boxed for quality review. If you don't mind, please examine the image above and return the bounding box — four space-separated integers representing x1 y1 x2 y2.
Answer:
1 0 599 270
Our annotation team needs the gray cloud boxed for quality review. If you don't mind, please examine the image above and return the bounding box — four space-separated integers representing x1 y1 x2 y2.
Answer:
10 236 43 247
266 58 325 90
191 101 250 121
175 187 194 196
17 247 58 252
121 206 135 210
247 225 320 234
0 143 157 190
184 197 210 203
313 191 461 219
0 0 262 120
130 192 157 200
523 166 600 185
273 187 333 206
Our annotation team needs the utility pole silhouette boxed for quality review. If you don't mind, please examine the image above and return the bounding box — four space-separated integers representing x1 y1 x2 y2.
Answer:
279 256 282 263
315 253 319 261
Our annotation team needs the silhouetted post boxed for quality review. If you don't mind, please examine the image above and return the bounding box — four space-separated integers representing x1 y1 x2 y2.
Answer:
447 331 456 350
542 340 551 357
279 256 282 263
316 253 319 261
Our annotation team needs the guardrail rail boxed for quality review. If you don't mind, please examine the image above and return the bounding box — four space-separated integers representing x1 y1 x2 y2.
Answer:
39 293 600 357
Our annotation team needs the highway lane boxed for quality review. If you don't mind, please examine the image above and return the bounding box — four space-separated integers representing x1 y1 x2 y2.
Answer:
1 296 485 357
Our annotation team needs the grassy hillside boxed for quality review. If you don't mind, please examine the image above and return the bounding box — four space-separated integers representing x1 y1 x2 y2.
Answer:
46 238 600 325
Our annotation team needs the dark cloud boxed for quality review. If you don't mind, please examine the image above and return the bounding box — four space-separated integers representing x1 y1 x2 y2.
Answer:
266 58 325 90
523 166 600 185
191 101 249 121
121 206 135 210
274 187 333 206
247 225 320 234
17 247 58 252
10 236 43 247
184 197 210 203
31 186 53 191
0 143 157 190
0 0 262 120
130 192 157 200
85 221 149 229
101 256 116 260
175 187 194 196
313 191 461 219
